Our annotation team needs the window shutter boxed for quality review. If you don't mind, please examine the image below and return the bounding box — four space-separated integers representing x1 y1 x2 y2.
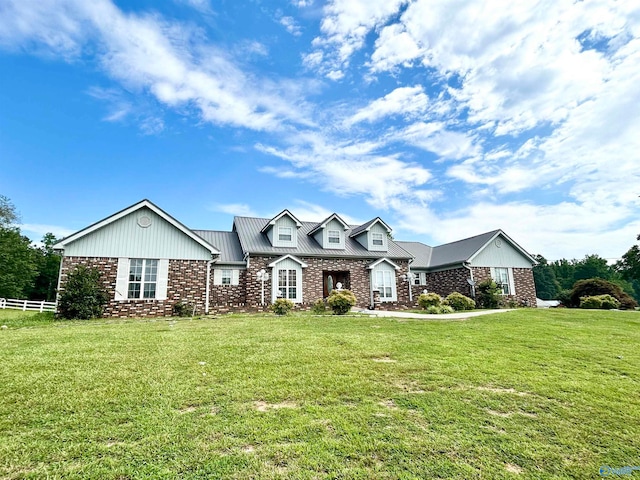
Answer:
156 259 169 300
115 258 129 300
213 269 222 286
232 269 240 285
490 267 496 281
508 267 516 295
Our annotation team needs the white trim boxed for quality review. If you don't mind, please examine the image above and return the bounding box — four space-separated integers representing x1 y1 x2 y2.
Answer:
308 213 350 235
468 230 536 265
115 258 129 301
205 260 212 313
260 209 302 233
268 254 308 268
367 257 401 270
156 259 169 300
53 199 220 255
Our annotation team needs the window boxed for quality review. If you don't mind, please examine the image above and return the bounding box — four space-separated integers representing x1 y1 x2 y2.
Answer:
128 259 158 299
221 269 232 285
372 232 384 246
375 270 394 299
278 227 293 242
328 230 340 244
278 269 297 300
493 267 510 295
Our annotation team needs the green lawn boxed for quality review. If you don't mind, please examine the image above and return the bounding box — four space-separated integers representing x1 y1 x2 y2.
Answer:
1 309 638 479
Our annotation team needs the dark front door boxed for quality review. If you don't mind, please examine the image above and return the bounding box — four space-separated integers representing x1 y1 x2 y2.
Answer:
323 271 350 297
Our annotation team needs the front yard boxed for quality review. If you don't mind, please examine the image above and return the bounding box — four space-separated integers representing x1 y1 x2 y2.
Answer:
1 309 638 479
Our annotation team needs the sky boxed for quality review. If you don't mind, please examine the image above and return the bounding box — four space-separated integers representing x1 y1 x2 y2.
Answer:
1 0 639 261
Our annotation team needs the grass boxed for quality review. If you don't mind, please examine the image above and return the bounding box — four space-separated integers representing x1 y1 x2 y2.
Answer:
1 309 638 479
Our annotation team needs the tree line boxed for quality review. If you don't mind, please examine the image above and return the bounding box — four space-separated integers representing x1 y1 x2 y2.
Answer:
0 195 61 301
533 246 640 303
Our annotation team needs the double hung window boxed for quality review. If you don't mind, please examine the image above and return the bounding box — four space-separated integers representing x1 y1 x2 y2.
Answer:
128 259 158 299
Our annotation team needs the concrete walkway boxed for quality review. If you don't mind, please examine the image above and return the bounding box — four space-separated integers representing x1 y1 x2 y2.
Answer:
352 308 514 320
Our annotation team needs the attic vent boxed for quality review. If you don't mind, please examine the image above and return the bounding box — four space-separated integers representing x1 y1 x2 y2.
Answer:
495 239 502 248
137 215 152 228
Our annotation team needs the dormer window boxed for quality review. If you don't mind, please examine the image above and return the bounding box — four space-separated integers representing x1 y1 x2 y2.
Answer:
372 232 384 246
278 227 293 242
328 230 340 244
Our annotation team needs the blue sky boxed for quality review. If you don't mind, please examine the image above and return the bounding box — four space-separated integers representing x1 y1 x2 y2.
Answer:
1 0 639 260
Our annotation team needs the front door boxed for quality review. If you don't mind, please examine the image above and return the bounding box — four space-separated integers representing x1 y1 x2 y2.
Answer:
323 271 350 297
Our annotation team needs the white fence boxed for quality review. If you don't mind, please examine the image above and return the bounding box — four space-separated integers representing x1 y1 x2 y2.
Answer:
0 298 57 313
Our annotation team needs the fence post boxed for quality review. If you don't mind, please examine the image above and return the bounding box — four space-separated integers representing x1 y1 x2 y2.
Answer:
0 298 5 309
23 300 27 311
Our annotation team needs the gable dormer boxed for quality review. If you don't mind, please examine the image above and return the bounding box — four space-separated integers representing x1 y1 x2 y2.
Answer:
261 209 302 248
308 213 349 250
349 217 392 252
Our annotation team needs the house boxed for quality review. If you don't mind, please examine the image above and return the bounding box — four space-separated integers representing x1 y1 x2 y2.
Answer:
53 199 537 316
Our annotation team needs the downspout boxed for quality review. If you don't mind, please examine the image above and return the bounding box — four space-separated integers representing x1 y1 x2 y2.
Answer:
407 259 413 303
463 261 475 298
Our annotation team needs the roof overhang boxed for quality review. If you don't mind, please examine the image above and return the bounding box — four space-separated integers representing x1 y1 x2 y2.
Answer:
268 254 308 268
367 257 401 270
52 199 220 255
260 209 303 233
467 230 537 265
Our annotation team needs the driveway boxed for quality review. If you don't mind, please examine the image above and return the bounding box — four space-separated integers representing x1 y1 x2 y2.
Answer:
352 308 514 320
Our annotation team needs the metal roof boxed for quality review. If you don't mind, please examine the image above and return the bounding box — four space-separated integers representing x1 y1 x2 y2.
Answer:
233 216 413 259
192 230 245 264
398 230 503 269
349 217 391 237
396 241 433 268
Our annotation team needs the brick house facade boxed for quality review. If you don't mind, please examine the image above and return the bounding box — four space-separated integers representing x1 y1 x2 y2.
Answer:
54 200 538 317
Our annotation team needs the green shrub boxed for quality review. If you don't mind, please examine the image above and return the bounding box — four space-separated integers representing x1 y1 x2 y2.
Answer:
173 301 196 317
475 280 501 309
58 265 109 320
570 278 637 309
418 292 442 309
556 289 572 307
327 289 357 315
271 298 294 315
444 292 475 311
425 305 455 314
311 298 327 314
580 294 620 310
580 296 603 309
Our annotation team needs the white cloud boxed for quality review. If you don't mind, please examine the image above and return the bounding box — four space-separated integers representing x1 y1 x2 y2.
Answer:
279 16 302 36
212 203 257 217
0 0 311 132
345 86 428 126
21 224 75 241
174 0 213 14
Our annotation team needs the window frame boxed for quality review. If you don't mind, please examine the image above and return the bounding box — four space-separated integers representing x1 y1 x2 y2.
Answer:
127 258 159 299
371 232 384 246
375 269 394 300
327 229 341 244
278 226 293 242
277 268 298 300
493 267 511 295
221 269 232 285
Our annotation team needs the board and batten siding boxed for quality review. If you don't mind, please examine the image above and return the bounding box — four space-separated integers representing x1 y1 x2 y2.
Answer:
470 235 533 268
271 215 298 248
354 222 388 252
63 207 212 260
313 218 346 249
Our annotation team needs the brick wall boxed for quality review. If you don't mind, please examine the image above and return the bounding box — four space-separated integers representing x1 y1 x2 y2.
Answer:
473 266 537 307
425 267 474 299
237 255 411 310
59 256 208 317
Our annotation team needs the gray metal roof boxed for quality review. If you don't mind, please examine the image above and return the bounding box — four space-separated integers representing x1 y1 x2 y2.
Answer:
398 230 502 269
193 230 245 264
396 241 433 269
308 213 349 235
349 217 391 237
233 216 413 259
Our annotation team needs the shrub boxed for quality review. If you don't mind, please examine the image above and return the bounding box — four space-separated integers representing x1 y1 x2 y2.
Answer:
58 265 109 320
444 292 475 311
311 298 327 314
570 278 638 309
173 301 196 317
579 296 602 309
270 298 294 315
580 294 620 310
475 280 501 309
417 292 442 309
425 305 455 314
327 289 357 315
556 289 572 307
